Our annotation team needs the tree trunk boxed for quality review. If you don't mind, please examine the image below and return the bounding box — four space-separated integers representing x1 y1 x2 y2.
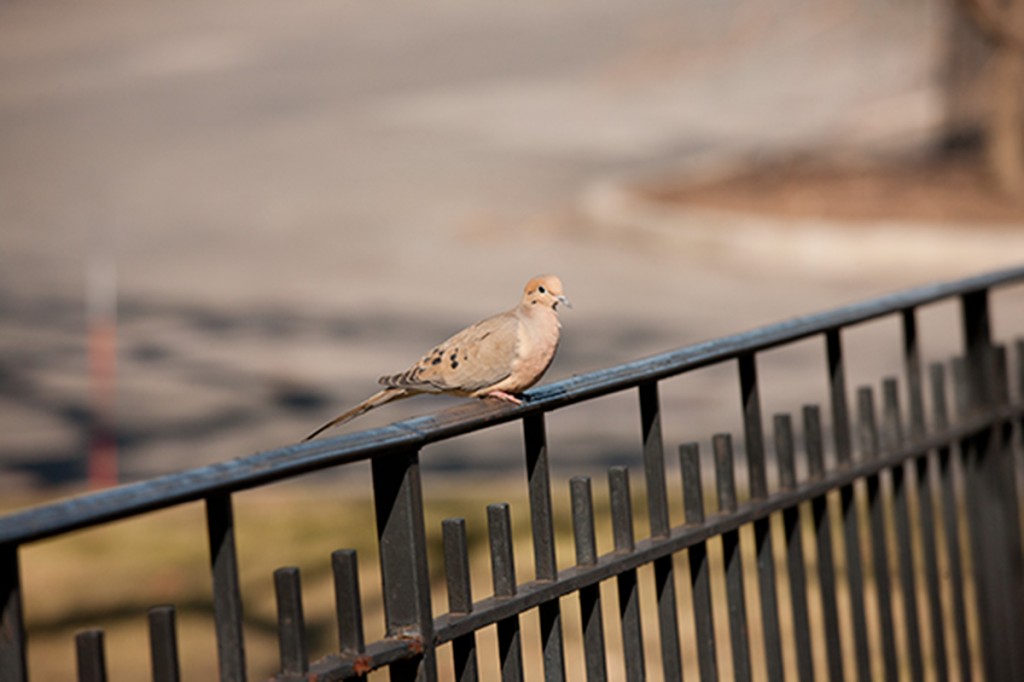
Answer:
943 0 990 148
953 0 1024 196
989 44 1024 194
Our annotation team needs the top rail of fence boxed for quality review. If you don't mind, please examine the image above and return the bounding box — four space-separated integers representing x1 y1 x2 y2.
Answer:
3 264 1023 547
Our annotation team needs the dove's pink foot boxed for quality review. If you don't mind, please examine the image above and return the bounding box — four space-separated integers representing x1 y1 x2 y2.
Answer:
483 390 523 405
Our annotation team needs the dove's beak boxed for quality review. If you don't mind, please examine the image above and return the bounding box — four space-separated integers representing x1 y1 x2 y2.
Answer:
556 295 572 310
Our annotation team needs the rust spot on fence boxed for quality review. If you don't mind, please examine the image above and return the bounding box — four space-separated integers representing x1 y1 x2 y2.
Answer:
352 655 374 676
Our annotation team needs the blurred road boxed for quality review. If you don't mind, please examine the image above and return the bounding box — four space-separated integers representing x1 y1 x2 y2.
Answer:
1 0 1017 484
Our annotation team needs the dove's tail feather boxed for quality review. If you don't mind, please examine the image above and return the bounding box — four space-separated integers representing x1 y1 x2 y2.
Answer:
303 388 410 441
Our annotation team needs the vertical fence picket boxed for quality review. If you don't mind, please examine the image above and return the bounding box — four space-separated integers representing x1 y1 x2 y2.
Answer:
913 403 950 679
827 328 871 682
739 354 784 681
571 477 607 682
882 378 925 682
523 414 566 682
917 455 950 682
75 630 107 682
274 567 308 677
372 449 435 681
0 544 26 682
842 440 872 681
148 606 180 682
903 306 951 680
713 434 752 682
488 503 523 682
940 361 974 682
609 466 645 682
331 549 365 660
803 405 844 681
681 442 717 682
205 493 246 682
902 308 927 441
952 358 970 418
775 414 813 682
443 519 478 682
826 328 853 463
1017 339 1024 400
858 386 899 680
638 382 683 681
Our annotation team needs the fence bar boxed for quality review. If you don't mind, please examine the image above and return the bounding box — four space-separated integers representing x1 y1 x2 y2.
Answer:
444 520 473 614
372 449 436 681
918 477 951 679
841 455 871 679
205 492 246 682
443 519 478 682
524 414 557 579
75 630 107 682
331 549 365 657
522 413 565 682
826 328 853 464
803 406 844 681
913 372 950 679
488 503 523 682
639 382 683 682
713 434 752 682
681 442 717 682
739 353 768 498
915 454 950 682
882 379 925 682
828 327 872 679
858 386 898 680
148 606 181 682
571 477 607 682
1018 339 1024 399
0 544 26 682
902 308 927 440
939 362 974 681
274 567 308 677
489 504 517 599
609 466 645 682
960 291 1024 682
903 306 939 676
992 345 1009 404
775 414 814 682
640 382 670 537
739 354 784 681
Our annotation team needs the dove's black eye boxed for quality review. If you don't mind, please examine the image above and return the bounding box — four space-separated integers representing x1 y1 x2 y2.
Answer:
538 286 546 294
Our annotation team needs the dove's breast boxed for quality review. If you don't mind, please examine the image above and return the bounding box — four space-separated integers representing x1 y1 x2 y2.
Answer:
502 310 562 393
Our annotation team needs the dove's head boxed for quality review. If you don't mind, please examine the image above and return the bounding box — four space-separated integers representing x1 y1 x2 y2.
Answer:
523 275 571 312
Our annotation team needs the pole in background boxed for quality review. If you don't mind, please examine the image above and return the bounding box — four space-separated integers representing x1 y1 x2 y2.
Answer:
87 254 118 489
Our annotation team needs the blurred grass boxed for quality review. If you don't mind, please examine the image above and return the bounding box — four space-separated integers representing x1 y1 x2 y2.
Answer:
9 469 983 681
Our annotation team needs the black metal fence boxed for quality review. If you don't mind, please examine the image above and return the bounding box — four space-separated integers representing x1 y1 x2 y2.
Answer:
3 266 1024 682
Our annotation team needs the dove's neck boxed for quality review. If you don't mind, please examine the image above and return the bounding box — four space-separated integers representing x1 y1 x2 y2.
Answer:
518 301 561 328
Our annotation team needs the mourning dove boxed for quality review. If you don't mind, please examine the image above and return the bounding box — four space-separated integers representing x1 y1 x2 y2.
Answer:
303 274 570 441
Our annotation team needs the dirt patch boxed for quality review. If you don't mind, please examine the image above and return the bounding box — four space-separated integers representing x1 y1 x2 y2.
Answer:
640 150 1024 226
